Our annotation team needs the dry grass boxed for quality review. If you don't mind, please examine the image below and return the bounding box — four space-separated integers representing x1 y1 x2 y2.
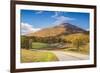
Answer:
21 49 58 63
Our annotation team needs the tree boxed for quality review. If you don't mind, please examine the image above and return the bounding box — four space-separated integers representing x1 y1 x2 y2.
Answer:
21 36 29 49
29 38 33 49
72 38 84 51
61 33 89 51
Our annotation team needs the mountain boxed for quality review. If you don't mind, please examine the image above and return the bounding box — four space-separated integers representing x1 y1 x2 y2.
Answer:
26 23 87 37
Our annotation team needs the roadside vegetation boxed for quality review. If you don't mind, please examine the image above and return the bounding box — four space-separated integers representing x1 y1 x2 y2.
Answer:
21 49 58 63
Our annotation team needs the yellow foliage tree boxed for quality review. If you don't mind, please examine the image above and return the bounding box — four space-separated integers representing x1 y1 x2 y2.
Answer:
61 33 89 51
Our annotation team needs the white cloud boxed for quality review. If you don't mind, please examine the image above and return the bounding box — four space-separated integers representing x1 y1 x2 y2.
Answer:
51 12 65 18
51 12 75 25
53 16 75 25
35 11 43 14
21 22 41 35
51 12 59 18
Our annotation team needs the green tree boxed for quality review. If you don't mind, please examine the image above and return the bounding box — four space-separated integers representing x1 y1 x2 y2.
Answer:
21 36 29 49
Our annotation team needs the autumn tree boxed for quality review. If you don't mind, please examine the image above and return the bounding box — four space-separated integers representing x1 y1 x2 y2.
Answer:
72 38 85 51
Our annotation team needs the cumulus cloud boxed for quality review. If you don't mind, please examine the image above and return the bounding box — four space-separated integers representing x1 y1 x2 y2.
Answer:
21 22 41 35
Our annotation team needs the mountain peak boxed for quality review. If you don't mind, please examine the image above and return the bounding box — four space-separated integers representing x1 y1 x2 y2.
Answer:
26 23 87 37
58 23 73 27
57 23 86 32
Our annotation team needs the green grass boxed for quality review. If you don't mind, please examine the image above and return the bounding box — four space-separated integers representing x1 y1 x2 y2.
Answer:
32 42 49 49
21 49 58 63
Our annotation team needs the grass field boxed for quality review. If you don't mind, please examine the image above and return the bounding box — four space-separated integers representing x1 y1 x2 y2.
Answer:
21 49 58 63
32 42 49 49
31 42 89 54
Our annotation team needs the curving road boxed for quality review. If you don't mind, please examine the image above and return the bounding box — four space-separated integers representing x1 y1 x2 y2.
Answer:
49 50 89 61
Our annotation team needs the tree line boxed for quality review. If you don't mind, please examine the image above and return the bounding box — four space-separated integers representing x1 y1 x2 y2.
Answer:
21 33 89 51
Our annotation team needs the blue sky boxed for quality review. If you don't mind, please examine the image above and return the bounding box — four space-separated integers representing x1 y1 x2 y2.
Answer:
21 9 90 35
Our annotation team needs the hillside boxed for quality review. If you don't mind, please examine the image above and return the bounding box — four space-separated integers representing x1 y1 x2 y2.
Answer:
26 23 87 37
21 23 89 54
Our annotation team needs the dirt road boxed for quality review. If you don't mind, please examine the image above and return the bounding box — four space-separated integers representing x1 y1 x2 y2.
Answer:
49 50 89 61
